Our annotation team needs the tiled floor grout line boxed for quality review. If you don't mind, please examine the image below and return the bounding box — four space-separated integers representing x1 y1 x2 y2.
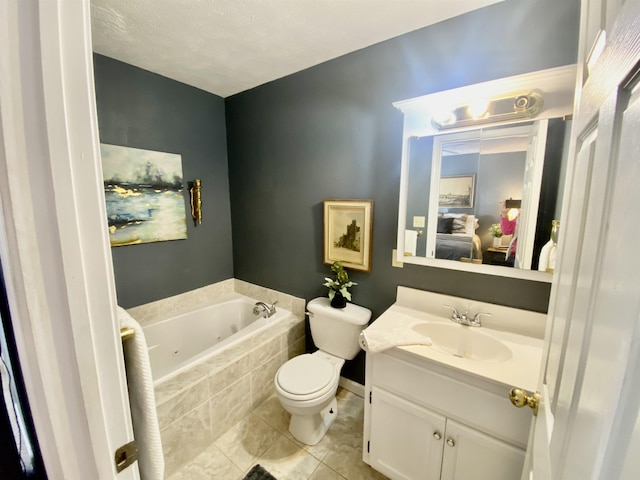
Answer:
168 388 388 479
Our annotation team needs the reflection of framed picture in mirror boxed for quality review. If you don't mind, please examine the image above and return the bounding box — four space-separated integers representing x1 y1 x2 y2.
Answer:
323 199 373 272
439 175 475 208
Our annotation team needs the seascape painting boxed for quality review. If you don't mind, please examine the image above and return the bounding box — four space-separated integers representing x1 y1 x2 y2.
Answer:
100 144 187 246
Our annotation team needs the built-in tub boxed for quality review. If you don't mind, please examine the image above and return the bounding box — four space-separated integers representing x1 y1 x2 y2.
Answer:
144 293 289 383
136 286 305 477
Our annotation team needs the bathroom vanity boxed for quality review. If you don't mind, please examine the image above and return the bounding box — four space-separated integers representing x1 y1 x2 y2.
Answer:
362 287 545 480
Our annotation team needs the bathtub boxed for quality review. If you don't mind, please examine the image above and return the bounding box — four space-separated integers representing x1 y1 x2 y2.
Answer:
144 294 289 383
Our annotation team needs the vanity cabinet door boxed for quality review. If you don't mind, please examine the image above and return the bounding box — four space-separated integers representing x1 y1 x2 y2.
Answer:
369 387 445 480
440 419 525 480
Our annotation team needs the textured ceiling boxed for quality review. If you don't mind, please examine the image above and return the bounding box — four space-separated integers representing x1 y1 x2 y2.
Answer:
91 0 504 98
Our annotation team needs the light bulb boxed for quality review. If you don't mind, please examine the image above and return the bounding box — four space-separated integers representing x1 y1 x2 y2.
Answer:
468 99 489 119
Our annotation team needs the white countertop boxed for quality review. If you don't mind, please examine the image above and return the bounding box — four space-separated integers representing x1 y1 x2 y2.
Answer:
366 304 543 392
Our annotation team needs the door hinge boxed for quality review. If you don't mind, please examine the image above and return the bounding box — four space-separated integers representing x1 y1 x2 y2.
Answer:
367 440 370 453
114 440 138 473
369 391 372 404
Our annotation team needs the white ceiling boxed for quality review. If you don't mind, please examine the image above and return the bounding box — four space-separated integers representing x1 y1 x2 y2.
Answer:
90 0 505 98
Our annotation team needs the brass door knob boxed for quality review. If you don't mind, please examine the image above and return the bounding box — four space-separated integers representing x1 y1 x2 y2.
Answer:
509 388 540 416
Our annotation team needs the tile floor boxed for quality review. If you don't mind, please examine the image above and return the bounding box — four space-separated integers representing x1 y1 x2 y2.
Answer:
167 387 389 480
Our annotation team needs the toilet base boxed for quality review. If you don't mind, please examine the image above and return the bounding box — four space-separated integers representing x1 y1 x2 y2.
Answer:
288 397 338 445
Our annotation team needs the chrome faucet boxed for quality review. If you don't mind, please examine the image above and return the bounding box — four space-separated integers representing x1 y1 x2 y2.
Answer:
253 301 277 318
444 305 491 327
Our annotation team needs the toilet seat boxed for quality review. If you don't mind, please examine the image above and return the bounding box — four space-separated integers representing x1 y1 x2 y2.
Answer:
275 354 339 401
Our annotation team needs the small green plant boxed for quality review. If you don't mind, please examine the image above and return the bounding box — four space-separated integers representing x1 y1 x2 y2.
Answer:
489 223 503 238
323 261 357 301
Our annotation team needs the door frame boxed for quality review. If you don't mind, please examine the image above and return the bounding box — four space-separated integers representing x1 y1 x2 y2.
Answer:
524 1 640 479
0 1 137 478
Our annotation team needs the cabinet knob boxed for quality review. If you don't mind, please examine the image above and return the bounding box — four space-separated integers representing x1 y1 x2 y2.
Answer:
446 438 455 447
433 432 441 440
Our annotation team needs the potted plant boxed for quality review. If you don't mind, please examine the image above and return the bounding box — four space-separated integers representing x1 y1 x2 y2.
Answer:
323 261 357 308
489 223 503 248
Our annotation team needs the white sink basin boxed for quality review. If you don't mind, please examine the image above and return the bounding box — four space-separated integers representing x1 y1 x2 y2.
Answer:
412 322 513 363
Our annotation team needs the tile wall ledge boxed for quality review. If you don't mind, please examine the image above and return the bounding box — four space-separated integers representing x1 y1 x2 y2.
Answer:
126 278 305 327
126 279 235 326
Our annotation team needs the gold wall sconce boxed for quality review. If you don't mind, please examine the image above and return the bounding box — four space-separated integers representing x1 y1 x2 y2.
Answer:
190 179 202 225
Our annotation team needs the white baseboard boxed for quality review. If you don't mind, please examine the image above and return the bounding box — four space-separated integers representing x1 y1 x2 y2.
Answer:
339 376 365 398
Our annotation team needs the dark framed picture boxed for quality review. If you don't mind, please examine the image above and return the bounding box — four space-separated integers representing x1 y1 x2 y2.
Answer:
323 199 373 272
439 175 475 208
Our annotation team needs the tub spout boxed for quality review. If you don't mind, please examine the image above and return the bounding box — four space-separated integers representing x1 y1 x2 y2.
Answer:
253 301 277 318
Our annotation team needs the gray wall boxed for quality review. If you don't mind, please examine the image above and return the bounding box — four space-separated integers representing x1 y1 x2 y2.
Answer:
226 0 580 382
94 55 233 308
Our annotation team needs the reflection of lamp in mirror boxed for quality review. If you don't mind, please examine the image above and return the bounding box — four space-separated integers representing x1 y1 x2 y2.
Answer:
190 179 202 225
505 198 521 221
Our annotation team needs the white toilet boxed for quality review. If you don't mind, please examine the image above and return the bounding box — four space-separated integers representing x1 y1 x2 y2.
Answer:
274 297 371 445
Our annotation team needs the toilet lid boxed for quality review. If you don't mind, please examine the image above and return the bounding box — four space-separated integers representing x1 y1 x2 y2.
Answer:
276 354 335 395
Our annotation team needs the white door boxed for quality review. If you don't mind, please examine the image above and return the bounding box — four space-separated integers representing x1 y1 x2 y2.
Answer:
523 1 640 479
0 1 138 478
369 387 445 480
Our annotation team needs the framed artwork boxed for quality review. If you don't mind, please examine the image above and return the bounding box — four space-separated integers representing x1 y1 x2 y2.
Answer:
439 175 475 208
323 199 373 272
100 144 187 246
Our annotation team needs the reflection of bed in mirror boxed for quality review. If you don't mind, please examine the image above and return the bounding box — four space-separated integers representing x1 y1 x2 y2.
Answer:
435 214 482 262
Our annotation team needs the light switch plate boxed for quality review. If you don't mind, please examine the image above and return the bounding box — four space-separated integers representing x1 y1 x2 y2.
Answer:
413 216 425 228
392 249 403 268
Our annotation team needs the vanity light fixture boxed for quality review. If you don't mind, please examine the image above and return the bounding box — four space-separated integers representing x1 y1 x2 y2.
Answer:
431 91 543 130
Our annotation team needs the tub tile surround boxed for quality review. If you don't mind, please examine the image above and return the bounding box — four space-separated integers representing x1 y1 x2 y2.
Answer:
127 279 307 476
158 315 305 476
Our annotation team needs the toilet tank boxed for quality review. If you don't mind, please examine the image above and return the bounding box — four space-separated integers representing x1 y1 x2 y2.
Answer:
307 297 372 360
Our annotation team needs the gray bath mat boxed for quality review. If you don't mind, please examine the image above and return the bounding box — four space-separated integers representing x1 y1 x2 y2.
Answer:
243 464 277 480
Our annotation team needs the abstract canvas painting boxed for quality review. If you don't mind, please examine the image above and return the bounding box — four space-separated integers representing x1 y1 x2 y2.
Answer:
100 144 187 246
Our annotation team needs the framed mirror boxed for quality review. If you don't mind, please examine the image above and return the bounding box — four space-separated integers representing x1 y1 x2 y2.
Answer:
395 65 576 282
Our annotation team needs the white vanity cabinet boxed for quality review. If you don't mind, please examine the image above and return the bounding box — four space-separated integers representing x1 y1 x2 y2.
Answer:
363 350 531 480
369 387 445 479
